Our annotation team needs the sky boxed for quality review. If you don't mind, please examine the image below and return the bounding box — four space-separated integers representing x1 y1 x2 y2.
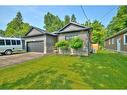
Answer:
0 6 118 30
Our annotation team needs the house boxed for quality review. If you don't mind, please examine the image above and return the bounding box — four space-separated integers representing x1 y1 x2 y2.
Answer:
24 27 57 54
24 22 92 55
105 28 127 53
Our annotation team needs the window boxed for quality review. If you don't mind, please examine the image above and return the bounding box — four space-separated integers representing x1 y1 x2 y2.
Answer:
6 40 11 45
0 39 5 46
65 36 71 40
124 34 127 45
65 34 78 40
11 40 16 45
112 38 114 44
17 40 21 45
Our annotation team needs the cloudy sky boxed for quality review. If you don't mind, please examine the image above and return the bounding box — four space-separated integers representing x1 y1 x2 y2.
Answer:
0 6 118 30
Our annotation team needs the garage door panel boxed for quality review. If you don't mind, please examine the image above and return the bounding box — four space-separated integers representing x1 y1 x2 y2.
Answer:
27 41 44 52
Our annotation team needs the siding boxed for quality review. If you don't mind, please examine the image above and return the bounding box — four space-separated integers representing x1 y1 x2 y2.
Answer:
105 32 127 52
27 29 42 36
61 24 85 32
58 30 90 55
46 35 57 53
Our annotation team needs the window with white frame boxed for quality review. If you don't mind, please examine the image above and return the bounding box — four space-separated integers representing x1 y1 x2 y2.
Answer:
124 34 127 45
112 38 114 44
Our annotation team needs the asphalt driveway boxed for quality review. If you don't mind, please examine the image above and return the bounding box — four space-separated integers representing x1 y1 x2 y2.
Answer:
0 52 43 68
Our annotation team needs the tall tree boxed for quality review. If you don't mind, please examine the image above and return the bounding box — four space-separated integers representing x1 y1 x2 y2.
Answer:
85 20 107 47
71 14 76 22
107 6 127 36
64 15 70 25
5 11 31 37
44 12 64 32
15 12 23 31
44 13 78 32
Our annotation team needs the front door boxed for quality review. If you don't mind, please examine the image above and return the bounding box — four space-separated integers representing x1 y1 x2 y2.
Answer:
117 38 121 51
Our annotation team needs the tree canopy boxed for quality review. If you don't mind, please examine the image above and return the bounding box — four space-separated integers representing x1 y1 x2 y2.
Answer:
0 12 77 37
4 11 31 37
44 12 64 32
71 14 76 22
0 30 5 37
84 20 107 46
44 12 77 32
107 6 127 36
64 15 70 25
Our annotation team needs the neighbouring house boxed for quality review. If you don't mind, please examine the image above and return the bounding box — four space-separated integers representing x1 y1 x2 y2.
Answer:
24 22 92 55
105 28 127 53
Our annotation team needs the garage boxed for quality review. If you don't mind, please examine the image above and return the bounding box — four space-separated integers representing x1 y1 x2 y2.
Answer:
24 26 57 54
27 41 44 52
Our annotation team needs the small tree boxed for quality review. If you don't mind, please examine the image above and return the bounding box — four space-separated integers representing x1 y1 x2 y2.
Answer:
70 37 83 55
55 40 69 54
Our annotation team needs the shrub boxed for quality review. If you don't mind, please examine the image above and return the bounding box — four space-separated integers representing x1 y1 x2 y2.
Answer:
70 37 83 50
55 40 69 50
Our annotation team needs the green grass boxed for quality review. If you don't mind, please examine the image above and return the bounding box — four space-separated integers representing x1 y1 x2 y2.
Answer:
0 50 127 89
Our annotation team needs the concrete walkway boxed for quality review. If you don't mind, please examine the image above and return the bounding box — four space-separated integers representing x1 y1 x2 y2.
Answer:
0 52 43 68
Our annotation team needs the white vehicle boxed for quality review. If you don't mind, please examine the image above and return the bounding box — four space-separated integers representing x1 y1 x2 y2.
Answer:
0 37 24 55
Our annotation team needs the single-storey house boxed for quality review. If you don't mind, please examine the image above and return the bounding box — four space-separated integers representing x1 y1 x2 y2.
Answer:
24 22 92 55
105 28 127 52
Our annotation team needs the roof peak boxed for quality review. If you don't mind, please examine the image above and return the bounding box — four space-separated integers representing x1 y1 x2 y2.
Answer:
31 26 46 32
58 22 91 33
70 22 89 28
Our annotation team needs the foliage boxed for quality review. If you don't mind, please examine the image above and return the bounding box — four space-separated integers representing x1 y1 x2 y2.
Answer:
0 50 127 89
44 12 77 32
0 30 5 36
71 14 76 22
64 15 70 25
70 37 83 50
44 12 64 32
4 11 31 37
107 6 127 36
55 40 69 50
84 20 107 47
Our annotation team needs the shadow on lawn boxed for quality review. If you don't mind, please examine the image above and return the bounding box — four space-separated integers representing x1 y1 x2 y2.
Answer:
0 67 73 89
69 51 127 89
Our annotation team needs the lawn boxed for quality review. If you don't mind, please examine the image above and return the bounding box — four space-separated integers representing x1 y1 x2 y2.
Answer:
0 50 127 89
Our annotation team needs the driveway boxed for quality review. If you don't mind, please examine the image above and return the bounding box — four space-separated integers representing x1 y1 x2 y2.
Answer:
0 52 43 68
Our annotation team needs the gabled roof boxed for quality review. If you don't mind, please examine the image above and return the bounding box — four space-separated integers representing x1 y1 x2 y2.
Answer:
25 26 57 37
25 26 46 36
24 22 92 37
56 22 92 34
105 28 127 41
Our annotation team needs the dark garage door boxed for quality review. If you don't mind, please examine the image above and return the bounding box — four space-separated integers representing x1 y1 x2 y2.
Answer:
27 41 44 52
